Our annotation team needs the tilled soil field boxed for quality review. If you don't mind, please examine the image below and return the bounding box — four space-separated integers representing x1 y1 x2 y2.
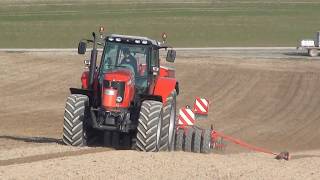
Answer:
1 50 320 179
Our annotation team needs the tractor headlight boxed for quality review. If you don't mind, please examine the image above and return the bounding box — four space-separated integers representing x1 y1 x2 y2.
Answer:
134 39 141 44
116 96 123 103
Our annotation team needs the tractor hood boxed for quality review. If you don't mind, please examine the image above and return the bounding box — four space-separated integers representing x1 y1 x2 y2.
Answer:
103 68 134 82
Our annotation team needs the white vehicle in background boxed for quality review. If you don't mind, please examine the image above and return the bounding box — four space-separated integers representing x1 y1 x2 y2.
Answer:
297 32 320 57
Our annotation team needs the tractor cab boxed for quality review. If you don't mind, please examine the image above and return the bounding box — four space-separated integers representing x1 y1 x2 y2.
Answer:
99 34 161 95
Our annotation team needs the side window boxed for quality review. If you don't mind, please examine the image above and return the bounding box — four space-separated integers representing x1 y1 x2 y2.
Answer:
103 44 118 70
150 48 159 67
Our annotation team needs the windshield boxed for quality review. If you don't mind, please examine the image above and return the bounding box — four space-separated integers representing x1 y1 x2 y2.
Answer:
101 42 149 77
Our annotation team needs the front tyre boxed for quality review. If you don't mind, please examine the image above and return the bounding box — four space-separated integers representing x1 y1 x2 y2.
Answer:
62 94 89 146
136 100 163 152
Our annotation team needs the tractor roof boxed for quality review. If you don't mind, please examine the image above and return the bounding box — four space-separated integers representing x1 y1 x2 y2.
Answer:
106 34 161 47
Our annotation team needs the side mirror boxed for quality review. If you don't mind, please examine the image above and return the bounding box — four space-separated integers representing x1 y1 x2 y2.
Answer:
166 50 176 62
78 41 87 54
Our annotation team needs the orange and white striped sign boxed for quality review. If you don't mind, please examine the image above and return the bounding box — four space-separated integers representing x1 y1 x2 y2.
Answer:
193 97 209 115
178 108 195 126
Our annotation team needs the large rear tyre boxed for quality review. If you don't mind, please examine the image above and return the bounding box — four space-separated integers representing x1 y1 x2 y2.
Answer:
122 133 132 149
104 131 112 147
136 100 163 152
159 90 177 151
112 131 120 148
184 127 194 152
62 94 89 146
175 128 184 151
201 129 212 154
103 131 122 149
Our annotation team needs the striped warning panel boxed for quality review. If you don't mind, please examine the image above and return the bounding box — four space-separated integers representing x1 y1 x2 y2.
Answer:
193 97 209 115
178 108 195 126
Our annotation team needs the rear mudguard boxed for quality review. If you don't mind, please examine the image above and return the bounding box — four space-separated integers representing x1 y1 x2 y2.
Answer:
70 88 92 96
153 77 178 105
69 88 94 105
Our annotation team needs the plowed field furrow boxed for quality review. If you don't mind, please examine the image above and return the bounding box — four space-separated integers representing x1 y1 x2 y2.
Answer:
2 51 320 179
215 71 261 121
0 147 109 166
1 51 320 165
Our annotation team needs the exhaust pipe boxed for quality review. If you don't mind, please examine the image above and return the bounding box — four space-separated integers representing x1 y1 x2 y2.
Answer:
88 32 98 90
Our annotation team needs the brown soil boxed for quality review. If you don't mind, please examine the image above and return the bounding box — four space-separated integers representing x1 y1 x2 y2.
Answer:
0 51 320 179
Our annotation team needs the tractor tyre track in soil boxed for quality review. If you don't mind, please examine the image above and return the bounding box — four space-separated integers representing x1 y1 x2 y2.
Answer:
1 50 320 179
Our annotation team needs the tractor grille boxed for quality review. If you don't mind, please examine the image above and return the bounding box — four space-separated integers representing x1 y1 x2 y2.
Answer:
103 80 125 102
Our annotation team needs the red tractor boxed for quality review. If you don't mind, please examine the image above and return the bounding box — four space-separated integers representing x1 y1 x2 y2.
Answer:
62 30 179 152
